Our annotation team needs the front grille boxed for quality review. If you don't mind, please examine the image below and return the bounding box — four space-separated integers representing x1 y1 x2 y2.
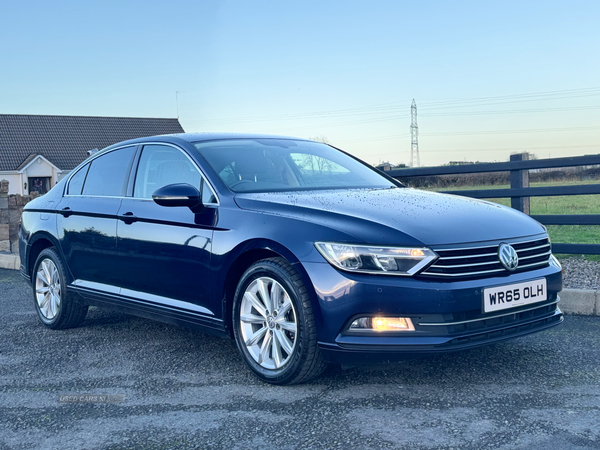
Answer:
419 237 551 280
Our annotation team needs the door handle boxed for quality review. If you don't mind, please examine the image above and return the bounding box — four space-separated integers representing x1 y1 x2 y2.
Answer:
118 211 138 224
59 207 72 217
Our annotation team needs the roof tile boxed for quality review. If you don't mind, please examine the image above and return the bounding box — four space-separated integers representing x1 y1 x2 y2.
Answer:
0 114 184 171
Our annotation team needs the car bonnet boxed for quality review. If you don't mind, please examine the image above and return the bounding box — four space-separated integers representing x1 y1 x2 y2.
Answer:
233 187 546 246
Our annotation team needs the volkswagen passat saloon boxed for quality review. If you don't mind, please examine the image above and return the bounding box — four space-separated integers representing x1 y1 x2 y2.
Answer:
20 133 563 384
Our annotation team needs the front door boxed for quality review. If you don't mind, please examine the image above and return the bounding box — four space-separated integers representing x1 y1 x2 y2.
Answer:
115 144 216 314
28 177 51 195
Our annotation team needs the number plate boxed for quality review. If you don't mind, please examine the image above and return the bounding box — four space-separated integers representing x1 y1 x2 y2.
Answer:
483 278 547 313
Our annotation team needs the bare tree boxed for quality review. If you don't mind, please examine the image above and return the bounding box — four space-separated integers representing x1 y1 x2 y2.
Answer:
308 135 330 144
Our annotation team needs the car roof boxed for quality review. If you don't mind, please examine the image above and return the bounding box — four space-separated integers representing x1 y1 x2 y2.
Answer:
175 132 308 143
103 132 310 150
78 132 319 170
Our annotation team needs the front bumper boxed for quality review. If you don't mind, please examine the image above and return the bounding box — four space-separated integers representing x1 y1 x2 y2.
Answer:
301 261 563 364
319 303 563 363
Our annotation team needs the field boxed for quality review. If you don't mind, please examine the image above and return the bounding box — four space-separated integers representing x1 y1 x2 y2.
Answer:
431 180 600 261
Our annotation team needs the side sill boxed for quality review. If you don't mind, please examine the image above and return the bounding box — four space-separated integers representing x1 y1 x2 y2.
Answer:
69 286 227 337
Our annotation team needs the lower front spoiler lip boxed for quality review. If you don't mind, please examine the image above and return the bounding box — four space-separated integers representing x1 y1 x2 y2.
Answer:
318 308 564 364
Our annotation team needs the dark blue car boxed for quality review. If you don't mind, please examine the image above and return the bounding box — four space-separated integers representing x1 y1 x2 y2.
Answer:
19 133 563 384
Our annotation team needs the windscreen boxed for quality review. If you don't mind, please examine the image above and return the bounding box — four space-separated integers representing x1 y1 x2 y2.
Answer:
193 139 397 193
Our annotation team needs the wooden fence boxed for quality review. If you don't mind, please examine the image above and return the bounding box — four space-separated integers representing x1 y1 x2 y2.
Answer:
386 153 600 255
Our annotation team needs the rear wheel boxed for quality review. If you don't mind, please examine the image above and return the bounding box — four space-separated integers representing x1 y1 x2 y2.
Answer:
33 248 88 329
233 257 326 384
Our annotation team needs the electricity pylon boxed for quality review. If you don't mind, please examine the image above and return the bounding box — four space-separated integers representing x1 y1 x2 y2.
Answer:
410 99 420 167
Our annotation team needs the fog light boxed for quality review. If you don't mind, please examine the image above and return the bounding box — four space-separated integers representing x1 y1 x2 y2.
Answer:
349 317 415 332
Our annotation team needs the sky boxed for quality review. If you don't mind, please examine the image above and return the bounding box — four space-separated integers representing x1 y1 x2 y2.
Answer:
1 0 599 167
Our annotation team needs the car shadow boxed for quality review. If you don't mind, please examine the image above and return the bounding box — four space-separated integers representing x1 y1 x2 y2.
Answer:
73 305 567 388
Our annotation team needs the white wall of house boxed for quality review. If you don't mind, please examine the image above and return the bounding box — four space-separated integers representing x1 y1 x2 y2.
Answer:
57 171 71 182
20 156 61 196
0 173 23 195
0 157 63 195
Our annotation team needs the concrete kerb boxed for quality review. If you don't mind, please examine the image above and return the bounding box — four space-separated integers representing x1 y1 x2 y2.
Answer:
0 257 597 315
0 253 20 271
559 289 600 316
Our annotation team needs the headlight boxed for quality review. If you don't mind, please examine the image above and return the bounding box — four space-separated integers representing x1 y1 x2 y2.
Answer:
550 254 562 270
314 242 437 276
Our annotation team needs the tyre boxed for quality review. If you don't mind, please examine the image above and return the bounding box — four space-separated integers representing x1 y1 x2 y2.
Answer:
33 247 88 329
233 257 326 385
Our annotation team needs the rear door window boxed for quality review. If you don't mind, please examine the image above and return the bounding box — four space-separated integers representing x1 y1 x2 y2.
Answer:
67 163 90 195
82 146 136 197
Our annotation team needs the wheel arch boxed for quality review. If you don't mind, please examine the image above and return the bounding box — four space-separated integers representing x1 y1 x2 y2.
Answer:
220 239 320 339
27 232 67 281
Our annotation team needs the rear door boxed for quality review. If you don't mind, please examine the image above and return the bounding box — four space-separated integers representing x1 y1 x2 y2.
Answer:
57 145 137 288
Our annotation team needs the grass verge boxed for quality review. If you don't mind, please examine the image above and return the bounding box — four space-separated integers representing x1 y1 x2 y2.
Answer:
429 180 600 261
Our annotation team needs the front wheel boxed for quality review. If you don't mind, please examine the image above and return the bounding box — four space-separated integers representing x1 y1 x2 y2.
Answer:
233 258 326 384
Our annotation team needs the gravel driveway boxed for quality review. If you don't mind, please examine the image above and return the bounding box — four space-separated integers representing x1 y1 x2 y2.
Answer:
561 257 600 290
1 268 599 450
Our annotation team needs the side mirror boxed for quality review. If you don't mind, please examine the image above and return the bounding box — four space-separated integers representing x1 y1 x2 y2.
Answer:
152 183 203 211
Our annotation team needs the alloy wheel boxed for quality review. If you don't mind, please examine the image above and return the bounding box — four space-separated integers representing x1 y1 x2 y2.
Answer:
35 258 61 320
239 276 298 370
